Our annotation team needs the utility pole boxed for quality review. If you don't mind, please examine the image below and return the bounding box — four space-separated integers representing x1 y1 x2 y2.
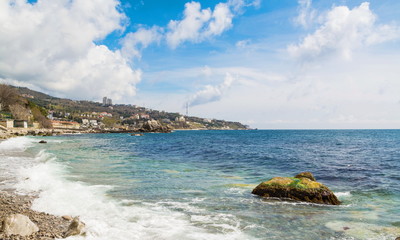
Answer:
186 102 189 116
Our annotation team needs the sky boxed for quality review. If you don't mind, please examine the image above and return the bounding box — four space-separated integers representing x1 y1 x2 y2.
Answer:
1 0 400 129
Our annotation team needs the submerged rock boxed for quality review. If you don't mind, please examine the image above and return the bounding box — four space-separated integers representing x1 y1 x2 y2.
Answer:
1 213 39 236
39 140 47 144
131 133 144 136
252 172 340 205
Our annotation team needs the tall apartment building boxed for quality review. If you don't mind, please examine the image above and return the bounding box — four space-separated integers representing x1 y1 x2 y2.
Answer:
103 97 113 106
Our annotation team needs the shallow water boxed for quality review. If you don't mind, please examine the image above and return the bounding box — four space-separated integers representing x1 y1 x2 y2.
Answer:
0 130 399 239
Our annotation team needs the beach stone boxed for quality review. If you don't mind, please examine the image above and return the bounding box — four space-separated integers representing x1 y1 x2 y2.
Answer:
252 172 340 205
64 217 85 237
1 213 39 236
62 215 73 221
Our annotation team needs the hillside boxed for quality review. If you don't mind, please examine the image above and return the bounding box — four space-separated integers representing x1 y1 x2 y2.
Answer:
11 86 249 130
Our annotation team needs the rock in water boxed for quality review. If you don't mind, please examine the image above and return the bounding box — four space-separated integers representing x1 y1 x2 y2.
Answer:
137 120 172 133
252 172 340 205
39 140 47 143
1 214 39 236
64 217 85 237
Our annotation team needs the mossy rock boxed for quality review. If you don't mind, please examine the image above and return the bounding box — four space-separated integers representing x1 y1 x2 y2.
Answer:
294 171 316 181
252 173 340 205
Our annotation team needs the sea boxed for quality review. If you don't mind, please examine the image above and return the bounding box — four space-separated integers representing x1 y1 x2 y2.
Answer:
0 130 399 240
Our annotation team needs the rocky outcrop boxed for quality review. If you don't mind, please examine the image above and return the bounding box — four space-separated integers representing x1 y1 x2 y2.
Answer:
252 172 340 205
136 120 172 133
64 217 85 237
1 214 39 237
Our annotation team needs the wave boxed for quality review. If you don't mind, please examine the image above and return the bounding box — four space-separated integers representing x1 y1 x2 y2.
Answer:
335 191 351 197
14 149 251 240
0 136 35 152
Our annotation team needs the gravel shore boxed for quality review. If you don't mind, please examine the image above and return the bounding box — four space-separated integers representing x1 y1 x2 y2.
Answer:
0 133 86 239
0 191 72 240
0 128 86 140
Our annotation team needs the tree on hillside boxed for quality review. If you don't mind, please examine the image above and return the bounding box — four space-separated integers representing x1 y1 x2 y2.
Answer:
0 84 21 111
9 104 30 120
31 107 52 128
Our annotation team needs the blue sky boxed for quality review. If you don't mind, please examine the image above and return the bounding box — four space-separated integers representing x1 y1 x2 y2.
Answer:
1 0 400 128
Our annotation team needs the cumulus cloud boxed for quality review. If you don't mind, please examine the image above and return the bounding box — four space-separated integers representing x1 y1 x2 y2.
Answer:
294 0 315 28
166 1 236 48
288 2 400 61
121 26 163 59
189 73 235 107
165 0 260 48
0 0 140 100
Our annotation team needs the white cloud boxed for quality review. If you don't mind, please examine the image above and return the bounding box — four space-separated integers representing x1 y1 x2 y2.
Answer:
0 0 140 101
121 26 163 60
189 73 235 107
166 2 212 49
288 2 400 61
165 0 261 49
166 1 235 49
294 0 315 28
236 39 251 48
227 0 261 13
205 3 233 37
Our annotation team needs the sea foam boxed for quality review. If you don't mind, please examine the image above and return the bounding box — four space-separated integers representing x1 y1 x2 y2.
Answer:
14 147 251 240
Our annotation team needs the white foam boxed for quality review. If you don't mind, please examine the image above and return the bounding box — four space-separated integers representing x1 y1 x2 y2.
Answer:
335 191 351 197
15 150 253 240
0 136 35 152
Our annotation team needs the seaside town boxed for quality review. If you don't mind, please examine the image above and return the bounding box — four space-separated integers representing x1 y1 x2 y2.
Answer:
0 84 248 139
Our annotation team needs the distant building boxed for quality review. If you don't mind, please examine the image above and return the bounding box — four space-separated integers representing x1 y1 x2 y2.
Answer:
103 97 113 106
130 114 140 120
0 119 14 128
89 120 98 127
51 120 80 129
140 114 150 119
99 112 112 117
32 122 40 129
14 120 28 128
175 116 186 122
21 94 34 99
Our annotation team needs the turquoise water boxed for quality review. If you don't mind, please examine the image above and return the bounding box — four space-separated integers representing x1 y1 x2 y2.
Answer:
1 130 399 239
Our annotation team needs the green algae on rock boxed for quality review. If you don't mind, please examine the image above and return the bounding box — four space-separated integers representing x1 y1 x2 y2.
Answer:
252 172 340 205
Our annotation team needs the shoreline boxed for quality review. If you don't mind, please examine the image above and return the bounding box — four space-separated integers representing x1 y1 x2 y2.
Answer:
0 127 251 140
0 136 85 239
0 191 73 240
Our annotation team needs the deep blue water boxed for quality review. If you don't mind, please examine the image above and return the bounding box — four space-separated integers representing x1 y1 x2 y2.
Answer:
1 130 399 239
